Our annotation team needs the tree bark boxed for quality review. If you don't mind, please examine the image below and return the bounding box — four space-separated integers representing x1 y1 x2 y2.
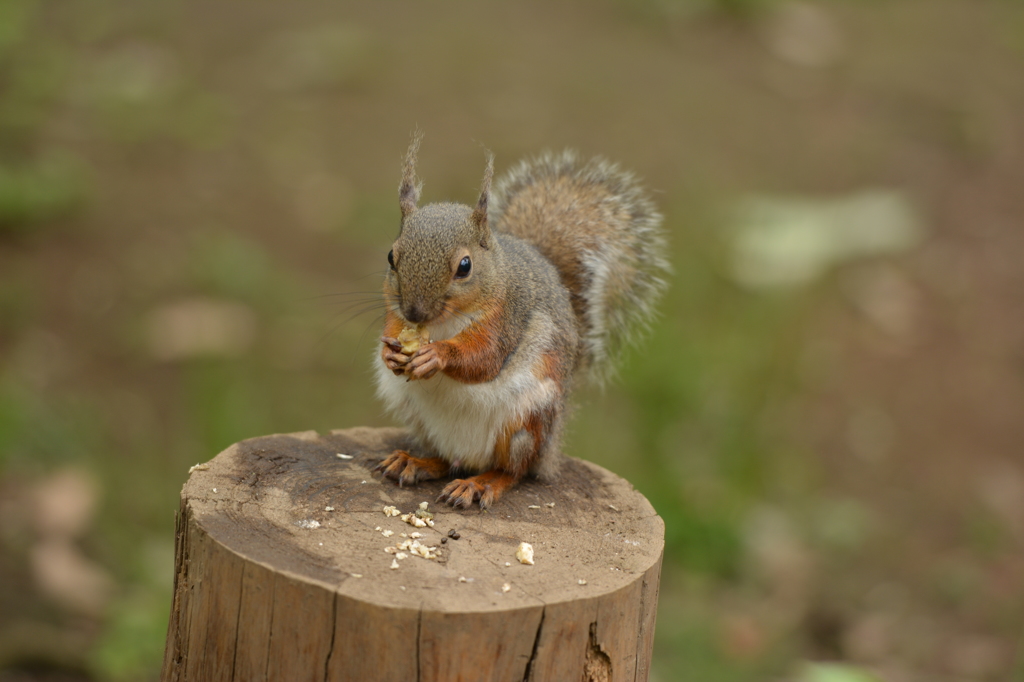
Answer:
162 427 663 682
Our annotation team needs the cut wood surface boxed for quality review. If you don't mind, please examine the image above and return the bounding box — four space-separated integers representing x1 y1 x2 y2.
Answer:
162 427 664 682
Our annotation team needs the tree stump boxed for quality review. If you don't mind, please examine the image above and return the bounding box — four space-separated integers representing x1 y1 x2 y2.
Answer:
161 427 664 682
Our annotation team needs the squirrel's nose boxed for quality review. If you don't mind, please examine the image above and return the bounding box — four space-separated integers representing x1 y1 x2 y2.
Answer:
404 304 428 324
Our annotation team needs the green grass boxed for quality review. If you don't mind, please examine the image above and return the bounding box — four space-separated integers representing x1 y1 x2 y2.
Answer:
0 156 89 235
0 0 89 237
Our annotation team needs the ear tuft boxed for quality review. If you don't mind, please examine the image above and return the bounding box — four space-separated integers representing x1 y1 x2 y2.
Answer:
472 151 495 248
399 130 424 220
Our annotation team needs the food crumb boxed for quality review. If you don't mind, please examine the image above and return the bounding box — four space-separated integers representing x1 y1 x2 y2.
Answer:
396 552 408 560
383 505 401 517
501 583 511 593
400 512 428 527
608 504 619 511
336 453 353 459
381 530 394 538
528 505 540 509
516 542 535 565
399 586 406 591
295 519 321 529
375 526 382 531
545 502 555 508
212 488 217 493
414 502 434 521
410 532 422 539
325 506 334 512
578 579 587 586
458 576 468 583
505 562 511 567
390 559 400 569
188 463 210 474
350 573 362 578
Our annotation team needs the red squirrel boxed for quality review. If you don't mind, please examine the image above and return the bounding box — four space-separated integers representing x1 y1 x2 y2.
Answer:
375 133 668 508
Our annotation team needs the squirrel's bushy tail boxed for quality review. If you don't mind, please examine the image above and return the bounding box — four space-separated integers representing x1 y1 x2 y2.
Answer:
491 151 670 383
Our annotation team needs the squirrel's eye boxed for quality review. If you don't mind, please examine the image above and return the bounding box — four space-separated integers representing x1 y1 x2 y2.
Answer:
455 256 471 279
387 249 395 270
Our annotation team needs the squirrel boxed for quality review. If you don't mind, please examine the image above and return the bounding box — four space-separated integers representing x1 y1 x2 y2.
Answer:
374 132 669 509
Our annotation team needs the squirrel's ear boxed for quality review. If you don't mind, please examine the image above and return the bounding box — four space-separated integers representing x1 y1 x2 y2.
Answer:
471 151 494 248
399 130 423 220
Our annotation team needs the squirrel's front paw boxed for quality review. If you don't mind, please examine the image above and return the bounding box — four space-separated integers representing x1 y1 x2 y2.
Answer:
380 336 412 375
408 344 446 381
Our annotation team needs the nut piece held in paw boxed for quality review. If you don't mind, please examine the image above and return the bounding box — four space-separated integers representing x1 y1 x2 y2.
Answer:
397 324 429 356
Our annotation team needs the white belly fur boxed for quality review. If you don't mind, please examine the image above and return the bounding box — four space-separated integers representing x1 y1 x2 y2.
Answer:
374 314 558 471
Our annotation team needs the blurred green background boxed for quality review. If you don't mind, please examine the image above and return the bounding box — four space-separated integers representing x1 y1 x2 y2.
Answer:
1 0 1023 680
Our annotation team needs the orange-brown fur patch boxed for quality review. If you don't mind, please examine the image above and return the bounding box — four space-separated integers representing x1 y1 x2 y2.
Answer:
492 407 554 478
491 421 516 471
382 309 406 339
533 350 566 383
433 299 508 384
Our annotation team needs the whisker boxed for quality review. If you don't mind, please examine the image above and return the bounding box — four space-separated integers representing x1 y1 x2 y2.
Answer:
338 302 388 323
310 300 386 358
352 312 386 369
356 270 388 281
441 302 475 325
299 291 384 302
319 298 387 312
311 312 355 354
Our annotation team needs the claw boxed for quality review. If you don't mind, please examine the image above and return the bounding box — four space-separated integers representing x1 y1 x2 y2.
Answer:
376 450 450 487
438 478 485 508
434 470 520 509
480 484 495 509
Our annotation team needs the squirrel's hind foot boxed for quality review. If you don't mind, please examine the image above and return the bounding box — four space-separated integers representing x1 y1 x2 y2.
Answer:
438 469 521 509
375 450 450 487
